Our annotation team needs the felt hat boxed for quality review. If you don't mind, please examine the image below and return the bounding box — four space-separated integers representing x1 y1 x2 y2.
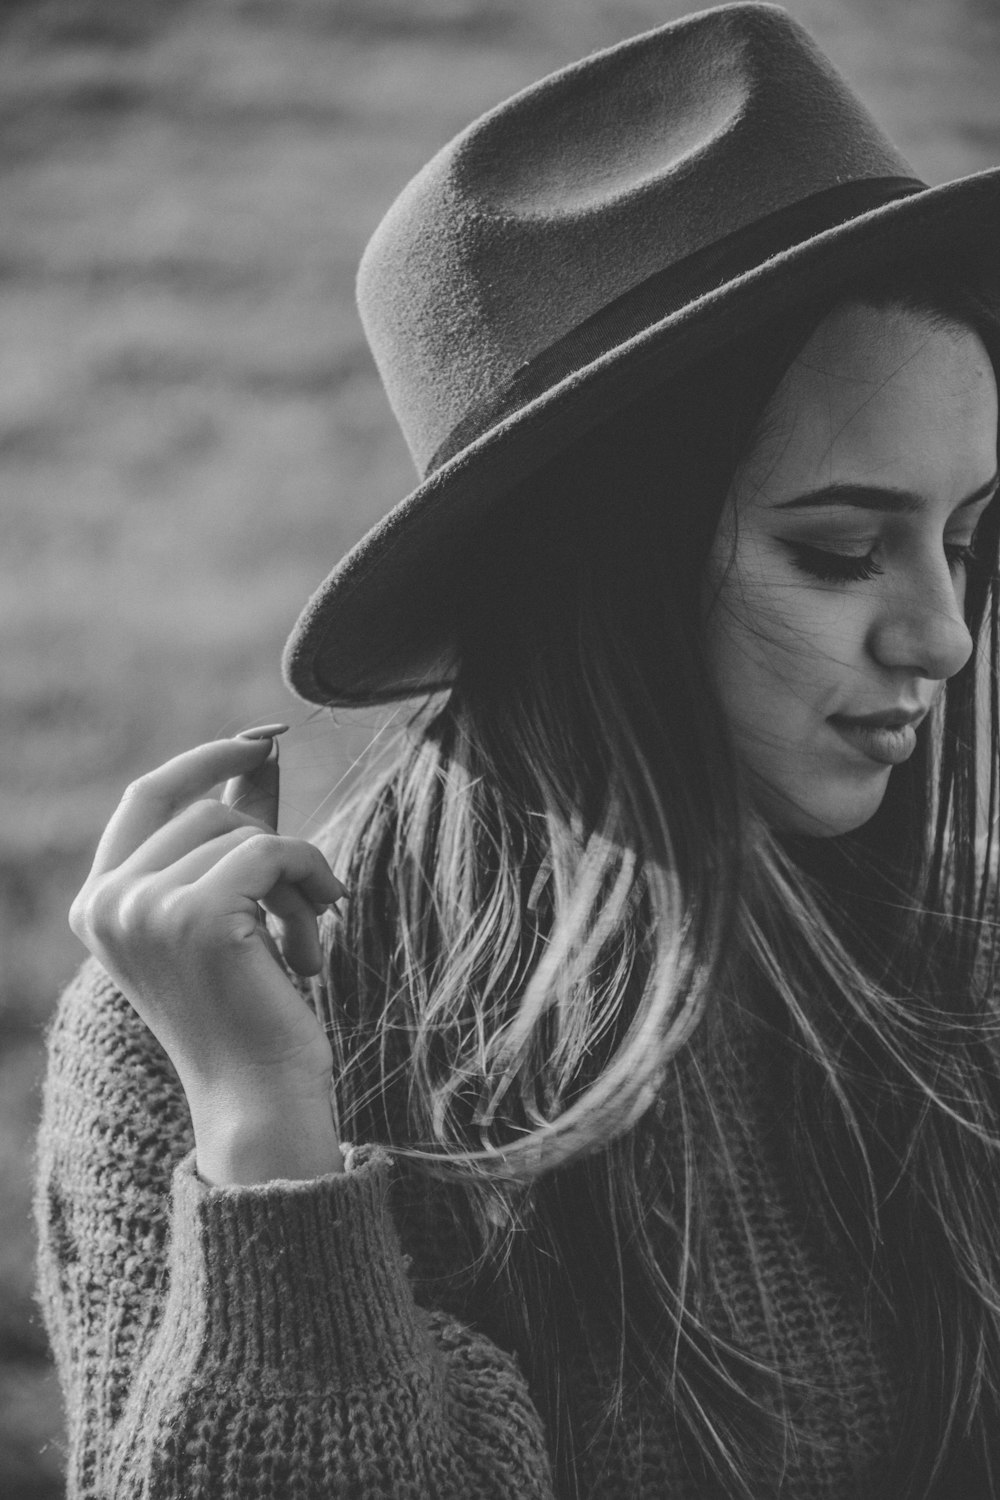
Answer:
282 1 1000 708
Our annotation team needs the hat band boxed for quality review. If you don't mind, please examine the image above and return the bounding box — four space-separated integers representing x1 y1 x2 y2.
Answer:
427 175 925 475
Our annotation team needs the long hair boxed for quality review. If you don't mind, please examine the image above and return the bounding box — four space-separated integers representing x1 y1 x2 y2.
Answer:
316 259 1000 1497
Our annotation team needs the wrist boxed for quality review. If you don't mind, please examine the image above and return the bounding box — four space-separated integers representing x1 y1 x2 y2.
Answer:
192 1091 344 1186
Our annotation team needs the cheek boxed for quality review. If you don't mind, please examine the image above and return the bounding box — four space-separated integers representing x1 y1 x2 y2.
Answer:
708 563 814 672
705 565 864 717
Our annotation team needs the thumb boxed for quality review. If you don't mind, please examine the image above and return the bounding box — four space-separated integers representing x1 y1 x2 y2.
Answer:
222 726 286 831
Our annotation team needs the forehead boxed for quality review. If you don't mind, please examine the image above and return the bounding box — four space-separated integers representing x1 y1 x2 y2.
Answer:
736 301 998 507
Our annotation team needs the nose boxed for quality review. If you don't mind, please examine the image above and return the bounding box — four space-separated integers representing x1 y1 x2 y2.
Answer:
867 555 974 682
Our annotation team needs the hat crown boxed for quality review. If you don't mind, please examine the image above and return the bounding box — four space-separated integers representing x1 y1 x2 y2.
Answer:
465 24 747 218
357 3 913 476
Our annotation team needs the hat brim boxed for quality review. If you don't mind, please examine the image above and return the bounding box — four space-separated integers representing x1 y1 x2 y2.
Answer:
283 169 1000 707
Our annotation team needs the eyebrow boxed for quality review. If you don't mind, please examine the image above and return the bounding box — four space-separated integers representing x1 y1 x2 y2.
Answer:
774 472 1000 515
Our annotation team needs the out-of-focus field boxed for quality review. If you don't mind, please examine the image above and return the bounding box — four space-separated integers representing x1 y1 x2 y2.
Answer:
1 0 997 1492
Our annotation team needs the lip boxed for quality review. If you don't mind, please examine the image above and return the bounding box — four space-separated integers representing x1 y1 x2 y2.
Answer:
830 707 928 730
828 707 928 766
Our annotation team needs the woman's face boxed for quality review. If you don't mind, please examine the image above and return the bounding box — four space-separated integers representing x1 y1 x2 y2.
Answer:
704 300 999 838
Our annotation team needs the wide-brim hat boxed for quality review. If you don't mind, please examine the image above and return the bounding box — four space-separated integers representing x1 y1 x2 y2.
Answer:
282 1 1000 708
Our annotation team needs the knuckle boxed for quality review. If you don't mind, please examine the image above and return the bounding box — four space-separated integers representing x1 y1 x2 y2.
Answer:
67 889 91 940
70 879 123 944
237 830 275 860
118 883 204 949
69 873 212 959
119 773 176 822
147 885 202 942
120 772 156 804
113 883 157 939
91 884 121 937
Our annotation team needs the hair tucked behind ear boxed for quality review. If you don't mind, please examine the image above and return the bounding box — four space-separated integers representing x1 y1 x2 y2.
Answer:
315 261 1000 1498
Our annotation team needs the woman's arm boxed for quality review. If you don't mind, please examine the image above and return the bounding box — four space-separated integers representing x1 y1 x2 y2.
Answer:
35 957 555 1499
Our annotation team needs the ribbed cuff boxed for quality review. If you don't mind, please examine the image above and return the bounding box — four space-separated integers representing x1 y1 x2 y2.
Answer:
167 1145 430 1389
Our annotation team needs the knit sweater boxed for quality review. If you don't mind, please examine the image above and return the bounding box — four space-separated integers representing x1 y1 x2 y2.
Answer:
34 956 906 1499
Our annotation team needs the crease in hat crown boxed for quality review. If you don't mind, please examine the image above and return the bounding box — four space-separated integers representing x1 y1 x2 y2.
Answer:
356 2 915 482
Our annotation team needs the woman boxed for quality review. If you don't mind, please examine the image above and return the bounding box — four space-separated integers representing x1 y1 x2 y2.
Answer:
34 6 1000 1497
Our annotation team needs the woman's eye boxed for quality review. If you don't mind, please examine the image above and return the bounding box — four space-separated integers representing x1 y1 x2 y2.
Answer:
782 542 883 583
944 541 979 573
784 538 985 583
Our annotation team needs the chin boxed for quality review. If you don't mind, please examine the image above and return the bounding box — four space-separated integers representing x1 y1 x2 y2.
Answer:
755 773 891 839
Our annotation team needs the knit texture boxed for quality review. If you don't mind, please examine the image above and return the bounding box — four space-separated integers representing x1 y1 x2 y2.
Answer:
35 956 904 1498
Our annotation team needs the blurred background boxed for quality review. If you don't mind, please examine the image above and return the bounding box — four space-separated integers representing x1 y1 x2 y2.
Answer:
1 0 997 1493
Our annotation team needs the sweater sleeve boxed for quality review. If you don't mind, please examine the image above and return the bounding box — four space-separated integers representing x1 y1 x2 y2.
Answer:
33 957 555 1499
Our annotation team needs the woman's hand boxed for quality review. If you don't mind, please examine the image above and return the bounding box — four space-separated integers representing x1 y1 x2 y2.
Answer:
69 734 348 1182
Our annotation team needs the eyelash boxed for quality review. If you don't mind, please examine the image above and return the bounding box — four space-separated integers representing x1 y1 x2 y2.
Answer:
785 541 980 584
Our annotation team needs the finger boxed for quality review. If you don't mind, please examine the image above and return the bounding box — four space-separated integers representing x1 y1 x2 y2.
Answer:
223 738 280 832
104 822 338 977
190 831 346 911
119 822 347 914
117 820 324 974
109 799 270 879
91 736 278 878
192 830 340 974
258 884 324 976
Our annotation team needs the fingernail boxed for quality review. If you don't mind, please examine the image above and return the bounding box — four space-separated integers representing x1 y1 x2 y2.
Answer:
236 722 291 741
